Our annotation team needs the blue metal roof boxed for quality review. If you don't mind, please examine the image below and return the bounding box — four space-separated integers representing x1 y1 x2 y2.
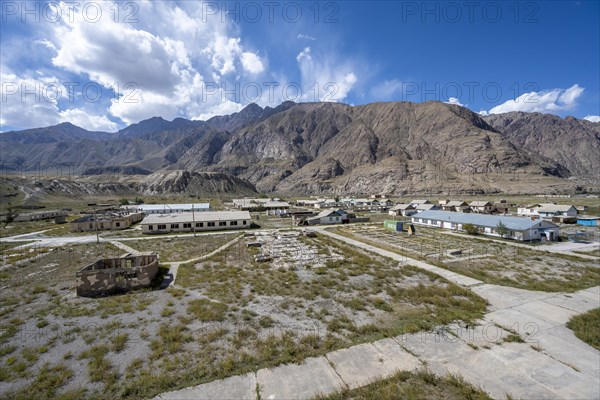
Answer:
413 210 557 231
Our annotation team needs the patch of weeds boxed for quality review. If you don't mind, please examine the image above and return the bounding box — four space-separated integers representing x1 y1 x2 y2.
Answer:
316 369 492 400
78 344 117 385
503 334 525 343
187 298 228 322
567 308 600 350
161 307 176 317
110 333 129 352
167 287 186 299
6 362 73 400
150 324 192 358
258 315 274 328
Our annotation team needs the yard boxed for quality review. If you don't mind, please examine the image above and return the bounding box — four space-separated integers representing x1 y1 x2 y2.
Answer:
334 225 600 292
0 232 487 399
124 233 239 262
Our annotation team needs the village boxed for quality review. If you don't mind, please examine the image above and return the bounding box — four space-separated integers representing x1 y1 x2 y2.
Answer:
0 193 598 399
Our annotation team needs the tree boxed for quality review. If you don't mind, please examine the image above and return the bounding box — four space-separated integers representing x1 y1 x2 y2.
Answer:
3 208 17 228
463 223 479 235
496 221 509 238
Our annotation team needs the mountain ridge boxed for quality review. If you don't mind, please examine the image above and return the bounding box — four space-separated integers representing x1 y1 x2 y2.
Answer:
1 101 599 195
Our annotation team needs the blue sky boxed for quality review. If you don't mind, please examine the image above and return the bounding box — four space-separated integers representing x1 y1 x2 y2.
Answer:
0 0 598 132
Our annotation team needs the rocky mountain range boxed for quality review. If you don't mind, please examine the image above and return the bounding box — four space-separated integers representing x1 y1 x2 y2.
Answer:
1 101 598 195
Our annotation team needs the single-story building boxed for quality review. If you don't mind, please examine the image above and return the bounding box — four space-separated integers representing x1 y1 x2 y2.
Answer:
70 212 144 232
14 209 68 222
415 203 440 212
411 210 560 241
388 204 418 217
441 201 470 213
409 199 431 208
469 201 494 214
577 217 599 227
536 204 578 219
517 203 577 218
306 209 344 225
141 211 252 234
233 199 290 211
493 203 511 214
137 203 211 214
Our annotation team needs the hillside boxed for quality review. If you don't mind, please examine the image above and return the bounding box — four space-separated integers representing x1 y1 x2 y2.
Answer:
1 101 599 195
483 112 600 177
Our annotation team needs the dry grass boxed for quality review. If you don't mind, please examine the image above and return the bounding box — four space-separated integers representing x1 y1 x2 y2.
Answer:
125 234 237 262
315 369 492 400
567 308 600 350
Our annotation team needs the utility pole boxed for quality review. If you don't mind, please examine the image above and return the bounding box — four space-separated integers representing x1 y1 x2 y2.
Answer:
192 203 196 237
93 204 99 244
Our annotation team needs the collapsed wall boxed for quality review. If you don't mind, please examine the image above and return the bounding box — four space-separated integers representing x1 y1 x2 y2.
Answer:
76 252 159 297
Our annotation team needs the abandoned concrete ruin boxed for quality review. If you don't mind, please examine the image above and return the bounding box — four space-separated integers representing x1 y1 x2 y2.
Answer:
76 252 159 297
248 230 343 269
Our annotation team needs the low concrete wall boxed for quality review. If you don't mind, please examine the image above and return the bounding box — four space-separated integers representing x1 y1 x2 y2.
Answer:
76 253 159 297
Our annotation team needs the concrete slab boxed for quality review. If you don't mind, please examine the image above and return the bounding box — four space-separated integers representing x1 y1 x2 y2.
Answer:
485 308 556 333
577 287 600 302
537 325 600 380
443 348 561 400
541 293 599 314
470 284 553 311
156 372 256 400
257 356 345 400
326 343 393 389
446 321 512 347
513 300 579 326
371 338 421 372
397 331 474 362
492 343 600 400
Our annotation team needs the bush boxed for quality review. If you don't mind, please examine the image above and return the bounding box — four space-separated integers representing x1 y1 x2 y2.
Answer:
463 224 479 235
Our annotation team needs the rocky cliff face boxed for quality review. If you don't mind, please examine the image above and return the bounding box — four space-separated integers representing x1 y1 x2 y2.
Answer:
483 112 600 177
210 101 566 193
0 171 259 199
2 101 598 195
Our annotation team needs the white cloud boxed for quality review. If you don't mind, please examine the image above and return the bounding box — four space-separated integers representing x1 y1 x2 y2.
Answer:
33 1 268 125
584 115 600 122
58 109 118 132
371 79 404 100
240 52 265 74
0 68 61 130
296 46 357 102
445 97 465 106
297 34 316 41
0 67 118 132
487 84 584 114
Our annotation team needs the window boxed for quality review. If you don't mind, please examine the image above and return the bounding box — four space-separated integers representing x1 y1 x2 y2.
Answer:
158 224 167 230
171 224 179 229
196 222 203 227
231 221 238 226
89 223 93 229
183 223 191 228
148 225 153 231
243 220 247 225
208 222 215 227
219 221 226 226
116 222 120 227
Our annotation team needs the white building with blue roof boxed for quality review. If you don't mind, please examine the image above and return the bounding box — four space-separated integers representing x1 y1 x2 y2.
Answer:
411 210 560 241
137 203 211 214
